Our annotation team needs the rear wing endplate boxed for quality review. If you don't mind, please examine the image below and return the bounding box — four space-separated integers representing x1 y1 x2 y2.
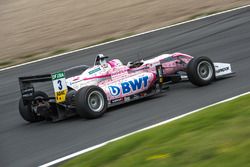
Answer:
19 74 52 101
19 72 68 103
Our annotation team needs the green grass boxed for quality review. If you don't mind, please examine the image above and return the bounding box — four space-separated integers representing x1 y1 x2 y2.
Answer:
61 94 250 167
20 53 39 59
50 48 68 56
0 32 134 68
0 60 13 66
0 49 68 68
190 11 219 19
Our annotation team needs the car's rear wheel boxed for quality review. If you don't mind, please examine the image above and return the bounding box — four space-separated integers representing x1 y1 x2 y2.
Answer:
187 56 215 86
19 91 48 122
75 86 107 119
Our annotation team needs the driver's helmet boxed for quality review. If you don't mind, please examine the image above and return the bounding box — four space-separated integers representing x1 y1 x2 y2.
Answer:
108 59 123 68
95 54 109 66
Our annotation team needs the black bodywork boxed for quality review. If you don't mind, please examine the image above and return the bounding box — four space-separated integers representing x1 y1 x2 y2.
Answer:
19 74 76 121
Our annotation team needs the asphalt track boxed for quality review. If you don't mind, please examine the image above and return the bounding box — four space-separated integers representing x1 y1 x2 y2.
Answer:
0 7 250 167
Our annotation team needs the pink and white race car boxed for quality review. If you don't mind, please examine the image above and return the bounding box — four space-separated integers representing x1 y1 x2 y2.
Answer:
19 53 233 122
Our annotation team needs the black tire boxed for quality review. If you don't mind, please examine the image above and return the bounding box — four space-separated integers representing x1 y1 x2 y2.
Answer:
187 56 215 86
19 91 48 122
75 86 107 119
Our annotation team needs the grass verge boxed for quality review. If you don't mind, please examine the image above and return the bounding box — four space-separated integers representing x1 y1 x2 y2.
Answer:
61 94 250 167
49 49 69 56
0 60 13 66
190 10 220 19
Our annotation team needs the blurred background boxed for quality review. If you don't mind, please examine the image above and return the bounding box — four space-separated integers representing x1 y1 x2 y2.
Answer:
0 0 249 68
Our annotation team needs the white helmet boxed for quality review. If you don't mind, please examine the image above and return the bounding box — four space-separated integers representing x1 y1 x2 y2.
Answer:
94 54 109 66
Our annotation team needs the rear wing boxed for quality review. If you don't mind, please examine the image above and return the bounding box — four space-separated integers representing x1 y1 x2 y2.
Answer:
19 72 68 103
19 74 52 101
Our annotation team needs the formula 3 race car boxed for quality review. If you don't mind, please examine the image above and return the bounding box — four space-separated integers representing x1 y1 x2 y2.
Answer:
18 53 233 122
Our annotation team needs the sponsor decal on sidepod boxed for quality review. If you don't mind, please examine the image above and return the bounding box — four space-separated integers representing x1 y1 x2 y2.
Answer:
109 76 149 96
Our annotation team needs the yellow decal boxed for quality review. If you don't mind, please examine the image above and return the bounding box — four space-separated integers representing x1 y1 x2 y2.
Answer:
146 153 170 161
55 90 67 103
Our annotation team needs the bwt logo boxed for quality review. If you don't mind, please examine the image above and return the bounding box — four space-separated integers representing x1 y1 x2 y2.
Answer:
109 76 149 96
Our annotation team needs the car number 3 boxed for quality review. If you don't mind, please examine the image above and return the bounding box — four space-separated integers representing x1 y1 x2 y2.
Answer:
57 80 63 90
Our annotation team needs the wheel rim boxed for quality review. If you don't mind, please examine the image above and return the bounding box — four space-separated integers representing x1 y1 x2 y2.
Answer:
197 61 213 81
31 95 45 113
87 91 104 112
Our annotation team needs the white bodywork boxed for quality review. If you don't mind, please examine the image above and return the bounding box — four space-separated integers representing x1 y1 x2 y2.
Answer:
214 62 233 78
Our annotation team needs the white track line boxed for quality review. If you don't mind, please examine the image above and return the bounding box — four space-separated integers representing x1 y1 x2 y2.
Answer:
40 91 250 167
0 4 249 72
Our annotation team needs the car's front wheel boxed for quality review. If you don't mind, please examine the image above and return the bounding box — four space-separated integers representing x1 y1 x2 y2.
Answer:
187 56 215 86
75 86 107 119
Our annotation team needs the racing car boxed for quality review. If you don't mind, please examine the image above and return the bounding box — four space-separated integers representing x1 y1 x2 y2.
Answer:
18 53 233 122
